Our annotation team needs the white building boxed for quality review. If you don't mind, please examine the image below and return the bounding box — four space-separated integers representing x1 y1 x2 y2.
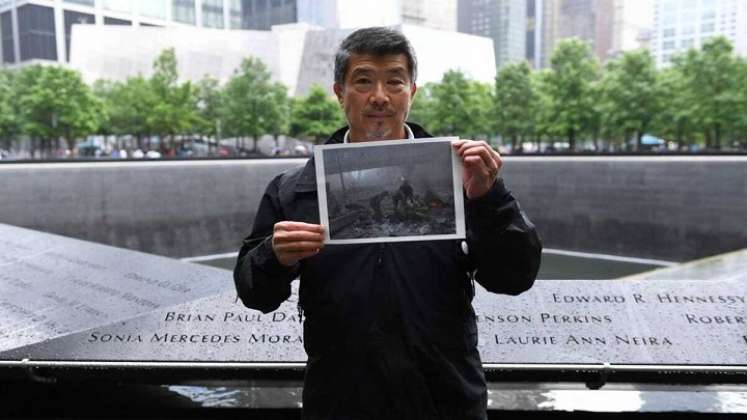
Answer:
401 0 457 31
651 0 747 67
611 0 654 56
69 23 496 96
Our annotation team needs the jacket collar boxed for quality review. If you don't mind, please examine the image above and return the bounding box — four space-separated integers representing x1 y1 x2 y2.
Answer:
294 122 433 192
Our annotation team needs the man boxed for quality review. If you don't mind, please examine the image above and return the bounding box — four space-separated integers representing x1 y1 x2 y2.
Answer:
369 190 390 222
234 27 542 419
393 177 417 213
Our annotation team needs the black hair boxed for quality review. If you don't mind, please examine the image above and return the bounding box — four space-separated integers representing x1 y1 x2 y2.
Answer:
333 27 417 86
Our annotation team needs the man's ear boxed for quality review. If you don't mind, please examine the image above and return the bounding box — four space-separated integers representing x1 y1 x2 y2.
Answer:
333 83 344 105
410 82 417 99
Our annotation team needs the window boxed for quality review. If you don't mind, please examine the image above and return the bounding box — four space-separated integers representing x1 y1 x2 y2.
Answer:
229 0 243 29
663 40 675 50
701 22 715 32
102 0 133 14
17 4 57 61
663 27 675 37
1 11 14 63
172 0 196 25
138 0 167 20
63 0 95 6
104 17 132 26
680 38 694 49
202 0 224 28
64 9 95 62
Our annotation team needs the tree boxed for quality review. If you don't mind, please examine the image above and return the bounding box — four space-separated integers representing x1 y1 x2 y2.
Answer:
652 65 697 150
96 76 158 151
222 57 279 152
290 84 345 144
406 83 434 128
194 76 224 152
544 38 598 150
734 58 747 149
494 62 535 150
599 50 661 150
678 37 742 149
264 82 290 149
148 48 198 155
16 65 102 157
426 70 493 138
0 69 20 153
530 70 554 149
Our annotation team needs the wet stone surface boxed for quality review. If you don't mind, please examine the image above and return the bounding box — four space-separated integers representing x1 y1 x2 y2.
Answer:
0 224 230 354
1 224 745 365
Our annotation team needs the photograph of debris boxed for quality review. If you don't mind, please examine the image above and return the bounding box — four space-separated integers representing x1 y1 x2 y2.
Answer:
314 138 465 244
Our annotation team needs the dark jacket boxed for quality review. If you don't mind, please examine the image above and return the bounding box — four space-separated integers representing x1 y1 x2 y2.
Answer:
234 123 542 420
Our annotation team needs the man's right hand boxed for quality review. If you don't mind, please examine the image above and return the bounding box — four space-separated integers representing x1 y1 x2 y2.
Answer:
272 221 325 267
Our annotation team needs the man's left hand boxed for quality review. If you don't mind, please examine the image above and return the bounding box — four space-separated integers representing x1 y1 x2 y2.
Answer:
452 139 502 199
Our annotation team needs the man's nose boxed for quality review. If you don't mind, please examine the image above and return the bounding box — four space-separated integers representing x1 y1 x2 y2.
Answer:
369 82 389 106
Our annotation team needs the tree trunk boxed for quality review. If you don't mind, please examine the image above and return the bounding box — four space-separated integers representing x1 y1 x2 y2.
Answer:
636 131 643 151
568 129 576 152
714 124 722 150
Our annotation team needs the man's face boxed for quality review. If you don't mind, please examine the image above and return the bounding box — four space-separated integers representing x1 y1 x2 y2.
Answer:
333 53 417 142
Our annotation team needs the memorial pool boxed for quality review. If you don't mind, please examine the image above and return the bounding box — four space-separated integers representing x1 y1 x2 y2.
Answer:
191 249 669 280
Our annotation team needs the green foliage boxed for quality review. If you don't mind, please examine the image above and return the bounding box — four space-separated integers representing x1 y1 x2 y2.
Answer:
289 84 345 144
676 37 743 149
424 70 493 138
265 82 291 140
147 48 199 154
0 69 20 150
651 65 697 150
406 83 433 128
544 38 599 150
599 49 661 150
4 38 747 158
193 76 224 138
221 57 275 151
494 61 535 149
16 65 102 156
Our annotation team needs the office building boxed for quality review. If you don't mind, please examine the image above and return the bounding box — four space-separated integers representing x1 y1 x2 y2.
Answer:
651 0 747 67
0 0 405 65
401 0 457 31
537 0 617 67
458 0 526 69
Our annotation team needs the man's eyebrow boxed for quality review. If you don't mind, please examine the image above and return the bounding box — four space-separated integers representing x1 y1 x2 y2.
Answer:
350 68 375 77
386 67 408 76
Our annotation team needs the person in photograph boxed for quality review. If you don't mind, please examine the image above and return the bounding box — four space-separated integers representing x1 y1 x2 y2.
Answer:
234 27 542 420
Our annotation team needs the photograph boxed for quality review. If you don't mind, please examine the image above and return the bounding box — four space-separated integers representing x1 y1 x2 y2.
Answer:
314 138 465 244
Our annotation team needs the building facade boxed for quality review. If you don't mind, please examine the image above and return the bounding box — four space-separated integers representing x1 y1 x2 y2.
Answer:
67 23 495 96
457 0 526 69
0 0 407 66
401 0 457 31
651 0 747 67
537 0 617 67
525 0 545 68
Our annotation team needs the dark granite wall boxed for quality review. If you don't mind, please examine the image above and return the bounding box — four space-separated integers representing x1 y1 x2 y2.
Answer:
1 157 744 261
499 157 747 262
